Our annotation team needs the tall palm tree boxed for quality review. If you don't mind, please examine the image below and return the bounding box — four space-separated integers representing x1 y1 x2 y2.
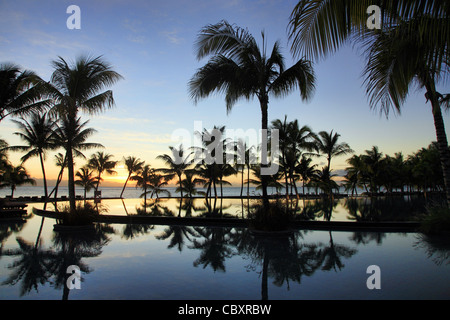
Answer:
288 0 450 205
189 20 316 209
1 164 35 198
313 130 353 172
52 116 103 198
75 166 97 201
9 112 57 198
0 63 50 123
88 151 117 192
157 144 191 199
120 156 144 198
193 126 226 199
47 55 122 210
362 18 450 204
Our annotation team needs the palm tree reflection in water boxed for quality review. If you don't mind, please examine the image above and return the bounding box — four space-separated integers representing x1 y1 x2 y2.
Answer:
2 197 449 300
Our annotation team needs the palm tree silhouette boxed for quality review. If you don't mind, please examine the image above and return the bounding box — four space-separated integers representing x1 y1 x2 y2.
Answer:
177 168 206 199
52 116 103 199
157 144 191 199
47 55 122 210
48 152 67 200
1 164 35 198
75 166 97 201
0 63 50 123
189 20 316 209
88 151 117 192
313 130 353 172
130 164 153 205
9 112 57 199
362 18 450 204
120 156 144 198
193 126 226 199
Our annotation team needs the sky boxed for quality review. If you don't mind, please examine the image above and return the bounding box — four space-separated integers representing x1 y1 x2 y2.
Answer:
1 0 449 187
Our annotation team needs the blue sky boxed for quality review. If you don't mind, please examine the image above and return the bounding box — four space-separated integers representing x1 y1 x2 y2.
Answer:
1 0 449 186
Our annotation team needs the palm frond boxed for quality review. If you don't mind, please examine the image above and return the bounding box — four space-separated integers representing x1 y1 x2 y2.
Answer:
270 58 316 101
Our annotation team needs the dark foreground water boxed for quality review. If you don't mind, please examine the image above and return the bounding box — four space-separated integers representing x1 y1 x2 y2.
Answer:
0 198 449 300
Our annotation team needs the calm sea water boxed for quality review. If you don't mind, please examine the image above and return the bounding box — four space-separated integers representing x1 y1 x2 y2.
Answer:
0 185 275 199
0 199 449 300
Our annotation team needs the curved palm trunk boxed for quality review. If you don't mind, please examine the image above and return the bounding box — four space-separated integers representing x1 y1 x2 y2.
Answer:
120 174 131 198
39 151 48 199
426 82 450 207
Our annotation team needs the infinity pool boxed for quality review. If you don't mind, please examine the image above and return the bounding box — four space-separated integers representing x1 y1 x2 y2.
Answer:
0 199 449 300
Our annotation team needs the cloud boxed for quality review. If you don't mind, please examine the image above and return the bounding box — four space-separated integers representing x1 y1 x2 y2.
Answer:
160 29 183 45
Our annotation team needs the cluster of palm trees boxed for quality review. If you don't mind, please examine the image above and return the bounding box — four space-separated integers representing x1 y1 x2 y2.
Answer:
188 1 449 210
344 143 445 197
124 120 353 203
0 55 122 210
287 0 449 206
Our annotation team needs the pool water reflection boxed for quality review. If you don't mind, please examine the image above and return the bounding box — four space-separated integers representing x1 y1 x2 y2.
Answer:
0 198 449 300
44 195 440 221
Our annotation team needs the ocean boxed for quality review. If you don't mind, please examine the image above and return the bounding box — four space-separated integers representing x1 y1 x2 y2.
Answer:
0 185 276 199
0 184 352 199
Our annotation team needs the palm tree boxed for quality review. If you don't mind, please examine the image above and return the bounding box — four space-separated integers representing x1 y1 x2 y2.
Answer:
0 63 50 123
157 144 191 199
193 126 226 199
9 112 57 199
288 0 448 67
177 169 206 199
313 130 353 172
189 20 316 209
288 1 450 205
52 116 103 200
47 55 122 210
130 164 153 205
147 173 171 199
1 164 35 198
295 155 319 195
48 152 67 200
362 19 450 204
272 117 316 199
312 167 339 198
88 151 117 192
0 138 9 180
75 166 97 201
345 154 365 195
120 156 144 198
362 146 384 193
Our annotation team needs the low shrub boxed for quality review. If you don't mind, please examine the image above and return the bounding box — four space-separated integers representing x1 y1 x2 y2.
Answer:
57 202 98 226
